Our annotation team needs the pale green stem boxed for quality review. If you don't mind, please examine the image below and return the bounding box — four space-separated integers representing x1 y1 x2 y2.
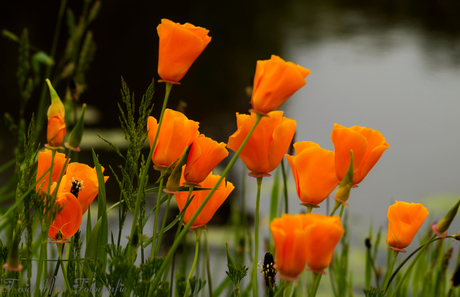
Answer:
306 205 313 214
204 229 213 297
252 176 263 297
57 243 72 292
183 229 201 297
155 193 172 257
310 272 322 297
148 113 263 295
382 250 399 291
152 171 165 258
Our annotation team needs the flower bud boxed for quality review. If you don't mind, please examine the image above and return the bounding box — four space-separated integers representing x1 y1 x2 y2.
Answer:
46 79 65 118
165 145 191 193
435 199 460 237
65 104 86 152
3 226 23 271
335 150 354 204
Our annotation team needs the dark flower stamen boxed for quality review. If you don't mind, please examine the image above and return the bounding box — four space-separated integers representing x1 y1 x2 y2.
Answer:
70 178 84 198
261 252 277 288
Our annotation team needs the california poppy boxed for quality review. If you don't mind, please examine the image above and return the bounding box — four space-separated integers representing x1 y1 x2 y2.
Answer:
174 170 234 229
157 19 211 83
147 109 199 171
46 79 66 148
331 123 389 185
48 192 82 242
57 162 109 214
285 141 339 207
227 111 296 177
386 201 429 252
184 134 228 184
270 213 344 280
251 55 310 114
36 149 68 194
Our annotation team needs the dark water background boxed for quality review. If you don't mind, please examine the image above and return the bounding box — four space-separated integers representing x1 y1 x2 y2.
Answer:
2 1 460 295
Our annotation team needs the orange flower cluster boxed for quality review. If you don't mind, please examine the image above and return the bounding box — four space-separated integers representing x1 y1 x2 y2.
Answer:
386 201 429 252
36 150 108 242
227 111 295 177
270 213 344 280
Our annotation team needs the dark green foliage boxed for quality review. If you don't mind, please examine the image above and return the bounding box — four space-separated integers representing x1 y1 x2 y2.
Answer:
189 276 206 297
176 274 187 297
363 286 386 297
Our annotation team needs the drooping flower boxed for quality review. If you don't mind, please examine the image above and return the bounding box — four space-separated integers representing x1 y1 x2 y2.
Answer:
157 18 212 83
174 170 234 229
36 149 68 195
57 162 109 214
386 201 429 252
227 111 296 177
184 134 228 184
285 141 339 207
251 55 311 114
331 123 389 185
270 213 344 280
147 109 199 171
46 79 66 148
48 192 82 242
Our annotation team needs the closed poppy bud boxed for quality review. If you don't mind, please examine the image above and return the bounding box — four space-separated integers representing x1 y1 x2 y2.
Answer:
331 123 389 185
157 18 211 83
251 55 310 114
303 214 344 273
48 192 83 242
435 199 460 237
36 149 68 194
174 171 234 229
57 162 109 214
3 225 23 271
227 111 296 177
46 79 65 118
148 109 199 171
386 201 429 252
285 141 339 207
46 79 66 149
184 134 228 184
66 103 86 151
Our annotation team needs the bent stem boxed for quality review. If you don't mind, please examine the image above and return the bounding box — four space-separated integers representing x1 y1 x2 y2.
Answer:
149 112 263 295
252 176 263 297
183 229 201 297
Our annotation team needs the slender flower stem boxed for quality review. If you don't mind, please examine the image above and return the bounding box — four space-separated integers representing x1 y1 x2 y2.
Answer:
382 250 399 291
128 82 172 261
155 192 172 257
284 281 293 297
280 159 289 214
306 205 313 214
152 172 165 257
56 243 72 292
204 229 213 297
149 113 263 295
183 229 201 297
252 176 263 297
310 272 322 297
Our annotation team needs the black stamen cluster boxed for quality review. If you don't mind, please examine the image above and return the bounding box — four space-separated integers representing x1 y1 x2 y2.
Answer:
261 252 276 288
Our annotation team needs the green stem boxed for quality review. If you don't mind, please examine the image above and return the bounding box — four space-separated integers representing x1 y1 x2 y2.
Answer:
280 159 289 214
252 176 263 297
310 272 322 297
183 229 201 297
57 243 72 292
306 205 313 214
149 113 263 295
204 229 213 297
128 82 172 261
382 250 399 291
152 173 165 258
155 192 172 257
284 280 293 297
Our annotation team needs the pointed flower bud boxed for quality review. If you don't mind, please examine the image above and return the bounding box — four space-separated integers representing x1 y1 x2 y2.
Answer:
65 104 86 152
2 227 23 271
46 79 66 149
334 150 354 205
434 199 460 237
46 79 65 118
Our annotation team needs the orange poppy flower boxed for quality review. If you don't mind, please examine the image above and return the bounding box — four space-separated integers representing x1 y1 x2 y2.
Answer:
47 115 66 148
251 55 311 114
58 162 109 214
148 109 200 171
36 149 68 194
227 111 296 177
285 142 339 207
184 135 228 184
48 192 82 242
270 213 344 280
331 123 389 185
157 18 212 83
386 201 429 252
174 171 234 229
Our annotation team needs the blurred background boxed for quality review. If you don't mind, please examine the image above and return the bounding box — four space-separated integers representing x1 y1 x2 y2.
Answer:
2 0 460 294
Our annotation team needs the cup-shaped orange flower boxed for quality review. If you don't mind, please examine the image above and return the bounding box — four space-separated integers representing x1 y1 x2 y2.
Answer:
184 134 228 184
48 192 82 242
270 213 344 280
227 111 296 177
174 171 234 229
36 149 68 194
157 18 212 83
386 201 429 252
148 109 199 171
331 123 389 185
251 55 311 114
57 162 109 214
285 142 339 207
